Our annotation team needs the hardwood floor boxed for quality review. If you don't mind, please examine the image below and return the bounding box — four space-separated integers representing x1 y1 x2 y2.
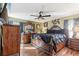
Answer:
20 44 38 56
10 53 19 56
20 44 79 56
55 47 79 56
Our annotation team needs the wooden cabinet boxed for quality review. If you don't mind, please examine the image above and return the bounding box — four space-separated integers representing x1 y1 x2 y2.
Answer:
2 24 20 56
23 34 27 44
23 33 31 44
68 39 79 50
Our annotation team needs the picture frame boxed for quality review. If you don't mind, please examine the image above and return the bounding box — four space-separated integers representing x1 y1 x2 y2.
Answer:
36 24 40 29
44 22 48 27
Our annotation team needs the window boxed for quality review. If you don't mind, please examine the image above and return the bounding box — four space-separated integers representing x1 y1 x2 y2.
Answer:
68 19 74 38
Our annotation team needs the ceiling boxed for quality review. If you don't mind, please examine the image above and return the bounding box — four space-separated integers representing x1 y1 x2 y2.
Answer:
7 3 79 21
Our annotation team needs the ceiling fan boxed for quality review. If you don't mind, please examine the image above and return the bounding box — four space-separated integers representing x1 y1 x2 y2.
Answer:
30 11 51 19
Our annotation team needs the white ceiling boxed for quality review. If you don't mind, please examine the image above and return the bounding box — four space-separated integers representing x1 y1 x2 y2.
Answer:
7 3 79 21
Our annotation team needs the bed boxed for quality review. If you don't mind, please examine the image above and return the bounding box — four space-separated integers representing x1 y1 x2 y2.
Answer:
31 25 67 55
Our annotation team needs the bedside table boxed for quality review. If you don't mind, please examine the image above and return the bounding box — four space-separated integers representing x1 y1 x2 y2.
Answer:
68 39 79 50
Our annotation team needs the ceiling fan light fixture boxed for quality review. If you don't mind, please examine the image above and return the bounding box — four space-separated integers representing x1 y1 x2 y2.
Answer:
30 11 51 20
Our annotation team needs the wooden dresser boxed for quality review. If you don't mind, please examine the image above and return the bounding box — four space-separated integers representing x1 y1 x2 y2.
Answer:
2 24 20 56
68 39 79 50
23 33 31 44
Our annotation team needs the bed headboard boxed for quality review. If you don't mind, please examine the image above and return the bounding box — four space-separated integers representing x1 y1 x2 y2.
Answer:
47 25 65 34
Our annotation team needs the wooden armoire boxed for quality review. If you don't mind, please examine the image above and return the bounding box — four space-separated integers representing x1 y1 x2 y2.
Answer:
1 24 20 56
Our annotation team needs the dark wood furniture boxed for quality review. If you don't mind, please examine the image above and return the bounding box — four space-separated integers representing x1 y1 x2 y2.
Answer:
47 25 66 52
23 34 27 44
68 39 79 50
2 24 20 56
23 33 31 44
0 26 2 56
56 42 65 52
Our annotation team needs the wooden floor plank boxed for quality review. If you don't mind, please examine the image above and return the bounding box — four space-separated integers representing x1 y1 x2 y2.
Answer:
20 44 79 56
55 47 79 56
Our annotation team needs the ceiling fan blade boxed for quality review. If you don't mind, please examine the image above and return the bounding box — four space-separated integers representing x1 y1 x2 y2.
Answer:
35 17 45 19
30 15 38 17
41 17 45 19
42 15 51 17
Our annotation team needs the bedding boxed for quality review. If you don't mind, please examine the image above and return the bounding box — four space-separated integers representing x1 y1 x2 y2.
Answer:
31 25 67 53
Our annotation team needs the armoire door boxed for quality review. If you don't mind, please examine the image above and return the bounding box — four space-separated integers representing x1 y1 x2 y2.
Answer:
2 24 20 56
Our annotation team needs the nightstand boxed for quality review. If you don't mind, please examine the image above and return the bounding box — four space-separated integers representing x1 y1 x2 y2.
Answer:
68 39 79 50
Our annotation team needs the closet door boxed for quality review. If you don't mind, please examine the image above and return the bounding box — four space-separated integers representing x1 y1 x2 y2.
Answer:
2 24 20 56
